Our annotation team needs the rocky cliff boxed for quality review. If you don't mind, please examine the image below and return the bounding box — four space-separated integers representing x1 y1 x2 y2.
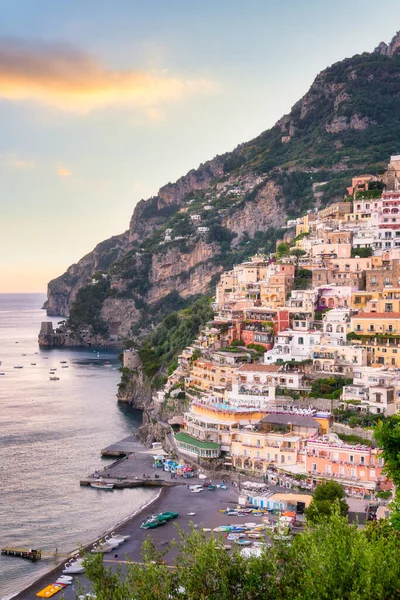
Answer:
44 33 400 344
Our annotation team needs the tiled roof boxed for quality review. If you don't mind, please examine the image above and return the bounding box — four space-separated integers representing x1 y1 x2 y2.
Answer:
353 312 400 319
238 364 281 372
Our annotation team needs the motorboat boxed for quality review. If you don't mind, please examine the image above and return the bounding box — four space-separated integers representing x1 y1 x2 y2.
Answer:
109 531 130 542
235 539 252 546
13 365 23 369
49 376 60 381
60 361 67 364
91 542 114 554
90 480 114 490
62 365 69 368
101 536 120 549
63 559 85 574
189 485 203 493
187 512 196 516
31 363 36 366
55 577 73 585
0 373 5 375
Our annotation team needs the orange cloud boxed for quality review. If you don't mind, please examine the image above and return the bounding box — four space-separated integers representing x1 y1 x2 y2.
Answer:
10 158 35 168
57 167 71 177
0 39 216 112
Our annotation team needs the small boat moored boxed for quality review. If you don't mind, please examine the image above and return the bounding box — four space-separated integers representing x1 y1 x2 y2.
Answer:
90 480 114 490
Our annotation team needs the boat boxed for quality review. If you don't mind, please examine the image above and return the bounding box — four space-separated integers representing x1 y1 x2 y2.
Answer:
0 373 5 375
13 366 23 369
110 531 130 541
208 484 216 491
63 559 85 574
187 512 196 516
61 365 69 368
91 542 113 554
36 584 64 597
31 363 36 366
248 533 262 539
49 376 60 381
60 361 67 364
235 539 252 546
55 578 72 586
90 480 114 490
100 536 120 549
189 485 203 493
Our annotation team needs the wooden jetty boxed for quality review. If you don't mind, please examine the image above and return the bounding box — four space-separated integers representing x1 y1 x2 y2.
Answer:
1 547 42 561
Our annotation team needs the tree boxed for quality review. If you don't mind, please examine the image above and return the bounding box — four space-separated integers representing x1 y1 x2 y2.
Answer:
374 415 400 529
351 247 373 258
305 481 348 522
276 242 290 257
81 516 400 599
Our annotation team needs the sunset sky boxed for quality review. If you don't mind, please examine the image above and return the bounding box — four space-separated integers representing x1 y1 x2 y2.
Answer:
1 0 400 292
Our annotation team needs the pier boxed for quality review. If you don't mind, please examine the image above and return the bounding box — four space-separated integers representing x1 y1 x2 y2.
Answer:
81 435 188 489
1 548 41 561
101 435 144 457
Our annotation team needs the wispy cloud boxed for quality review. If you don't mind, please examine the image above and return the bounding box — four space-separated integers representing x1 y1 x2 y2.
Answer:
0 38 216 113
10 158 35 168
57 167 71 177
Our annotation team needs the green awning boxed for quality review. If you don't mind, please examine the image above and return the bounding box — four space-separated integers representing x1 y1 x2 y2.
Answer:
175 432 220 450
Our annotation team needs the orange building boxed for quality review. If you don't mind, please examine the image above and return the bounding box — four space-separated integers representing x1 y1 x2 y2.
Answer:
305 436 390 493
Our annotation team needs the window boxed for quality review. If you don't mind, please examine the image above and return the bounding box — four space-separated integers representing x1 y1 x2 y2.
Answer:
312 463 317 472
385 277 391 285
371 277 377 284
356 324 362 331
243 449 247 457
350 455 354 463
256 451 260 459
360 456 365 465
298 337 304 345
256 439 261 447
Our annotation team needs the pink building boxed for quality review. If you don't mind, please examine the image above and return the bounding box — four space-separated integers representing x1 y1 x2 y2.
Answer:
305 436 391 494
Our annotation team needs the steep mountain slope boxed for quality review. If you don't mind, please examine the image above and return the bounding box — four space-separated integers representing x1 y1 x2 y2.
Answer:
45 33 400 343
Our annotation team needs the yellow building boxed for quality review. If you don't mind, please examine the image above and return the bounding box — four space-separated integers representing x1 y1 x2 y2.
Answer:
231 413 320 474
367 343 400 368
351 291 379 311
295 213 317 236
188 358 244 394
351 312 400 336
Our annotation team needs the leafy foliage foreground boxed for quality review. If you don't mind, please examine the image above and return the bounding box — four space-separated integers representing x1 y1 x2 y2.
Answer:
81 515 400 600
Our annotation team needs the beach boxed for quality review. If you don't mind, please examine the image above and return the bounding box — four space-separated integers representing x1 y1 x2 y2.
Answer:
12 482 241 599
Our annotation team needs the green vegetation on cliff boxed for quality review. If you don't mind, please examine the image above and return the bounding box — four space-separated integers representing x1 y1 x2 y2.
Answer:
139 296 214 387
68 275 113 336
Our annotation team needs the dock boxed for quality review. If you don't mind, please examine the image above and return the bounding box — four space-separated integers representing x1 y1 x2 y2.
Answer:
82 435 187 489
1 547 41 561
101 435 144 457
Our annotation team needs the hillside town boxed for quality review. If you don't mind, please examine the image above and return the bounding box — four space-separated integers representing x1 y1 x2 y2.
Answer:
123 156 400 501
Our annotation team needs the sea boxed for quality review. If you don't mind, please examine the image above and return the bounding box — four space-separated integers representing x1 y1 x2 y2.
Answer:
0 293 157 599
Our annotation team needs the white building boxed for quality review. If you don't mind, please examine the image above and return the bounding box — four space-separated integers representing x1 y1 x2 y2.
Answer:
342 366 400 415
264 329 323 364
228 364 309 408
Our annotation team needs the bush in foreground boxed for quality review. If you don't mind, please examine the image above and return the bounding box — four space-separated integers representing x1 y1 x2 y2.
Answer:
81 514 400 600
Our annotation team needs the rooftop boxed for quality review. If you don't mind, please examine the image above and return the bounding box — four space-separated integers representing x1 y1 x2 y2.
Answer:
238 364 281 373
261 413 319 428
174 432 220 450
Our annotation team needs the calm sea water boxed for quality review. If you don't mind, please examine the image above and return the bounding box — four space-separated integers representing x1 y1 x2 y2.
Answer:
0 294 156 599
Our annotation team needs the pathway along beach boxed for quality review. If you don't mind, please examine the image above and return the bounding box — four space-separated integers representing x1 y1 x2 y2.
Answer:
12 484 240 599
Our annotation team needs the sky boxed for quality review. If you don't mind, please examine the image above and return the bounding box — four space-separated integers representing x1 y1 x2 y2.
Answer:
1 0 400 292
